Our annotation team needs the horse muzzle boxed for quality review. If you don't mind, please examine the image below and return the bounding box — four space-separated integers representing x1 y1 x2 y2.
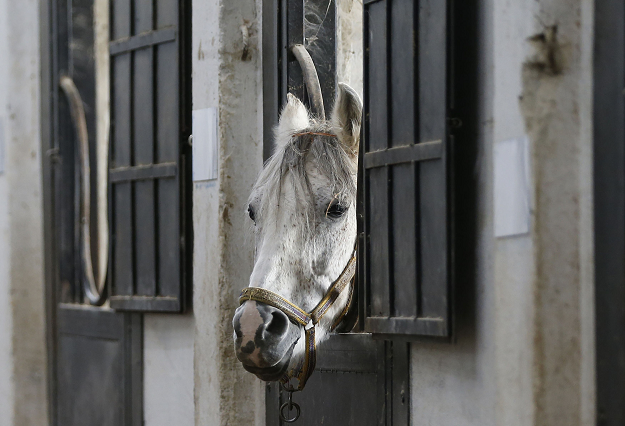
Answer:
232 300 301 381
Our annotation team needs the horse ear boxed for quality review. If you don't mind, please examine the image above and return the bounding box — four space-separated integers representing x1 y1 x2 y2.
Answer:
331 83 362 156
275 93 310 148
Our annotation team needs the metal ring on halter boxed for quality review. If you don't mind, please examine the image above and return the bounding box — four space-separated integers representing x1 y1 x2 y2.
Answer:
279 389 301 423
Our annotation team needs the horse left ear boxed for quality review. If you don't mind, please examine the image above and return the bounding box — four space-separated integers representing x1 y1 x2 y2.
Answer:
331 83 362 156
275 93 310 149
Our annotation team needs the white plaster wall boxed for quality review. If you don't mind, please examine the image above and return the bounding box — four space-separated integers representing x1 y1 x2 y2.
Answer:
144 314 195 426
518 0 595 423
492 1 536 424
0 1 14 423
0 0 48 424
409 0 595 425
192 1 222 424
192 0 265 424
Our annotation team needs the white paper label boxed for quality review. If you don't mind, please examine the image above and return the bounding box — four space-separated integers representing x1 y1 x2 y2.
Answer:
494 136 531 237
0 117 4 175
192 108 218 181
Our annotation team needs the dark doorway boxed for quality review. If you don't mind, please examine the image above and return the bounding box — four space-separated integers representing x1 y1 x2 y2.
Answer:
42 0 142 424
42 0 190 423
594 0 625 424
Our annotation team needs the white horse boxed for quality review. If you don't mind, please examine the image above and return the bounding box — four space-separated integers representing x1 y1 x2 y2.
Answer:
232 76 362 389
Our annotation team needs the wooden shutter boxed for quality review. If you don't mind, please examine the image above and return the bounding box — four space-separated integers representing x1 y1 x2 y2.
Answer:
360 0 450 337
109 0 191 312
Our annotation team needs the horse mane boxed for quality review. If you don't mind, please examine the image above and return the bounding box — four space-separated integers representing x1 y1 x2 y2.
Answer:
254 122 357 229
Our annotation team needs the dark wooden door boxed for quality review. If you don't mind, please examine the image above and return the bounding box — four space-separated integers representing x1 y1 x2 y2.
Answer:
594 0 625 423
266 337 410 426
45 0 142 425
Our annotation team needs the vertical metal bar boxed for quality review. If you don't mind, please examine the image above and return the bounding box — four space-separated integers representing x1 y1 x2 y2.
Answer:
594 0 625 422
286 0 304 99
303 0 336 115
417 0 448 322
42 0 59 420
263 0 280 161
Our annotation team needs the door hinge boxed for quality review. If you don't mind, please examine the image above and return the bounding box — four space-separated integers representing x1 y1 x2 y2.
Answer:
448 117 463 129
46 147 60 164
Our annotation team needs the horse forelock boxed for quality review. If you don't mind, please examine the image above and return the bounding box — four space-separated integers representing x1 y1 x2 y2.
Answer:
253 125 357 233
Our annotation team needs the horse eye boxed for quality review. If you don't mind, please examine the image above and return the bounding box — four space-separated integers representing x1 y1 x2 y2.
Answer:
248 205 256 222
326 202 348 219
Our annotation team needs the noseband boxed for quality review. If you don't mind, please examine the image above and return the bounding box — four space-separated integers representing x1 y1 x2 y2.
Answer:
239 245 357 392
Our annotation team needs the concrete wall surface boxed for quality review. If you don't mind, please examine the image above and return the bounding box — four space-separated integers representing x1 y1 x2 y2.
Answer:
412 0 595 425
408 0 594 425
0 0 48 424
192 0 265 424
144 314 195 426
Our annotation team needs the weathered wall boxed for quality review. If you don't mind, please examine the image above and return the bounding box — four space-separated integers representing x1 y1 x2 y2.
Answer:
0 0 48 424
409 0 595 425
192 0 265 424
144 314 195 426
516 0 595 423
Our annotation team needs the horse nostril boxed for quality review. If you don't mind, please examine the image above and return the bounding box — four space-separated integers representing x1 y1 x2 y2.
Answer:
240 340 255 354
265 311 289 337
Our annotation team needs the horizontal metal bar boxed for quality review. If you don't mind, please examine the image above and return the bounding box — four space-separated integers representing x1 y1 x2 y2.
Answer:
110 27 176 55
110 296 181 312
364 316 448 337
364 139 443 169
58 304 124 340
364 0 384 5
110 162 177 183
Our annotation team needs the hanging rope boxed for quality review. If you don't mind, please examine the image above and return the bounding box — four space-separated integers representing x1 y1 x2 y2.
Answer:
59 75 108 305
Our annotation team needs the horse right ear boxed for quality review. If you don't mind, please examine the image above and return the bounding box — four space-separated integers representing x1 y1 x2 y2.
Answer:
331 83 362 156
275 93 310 148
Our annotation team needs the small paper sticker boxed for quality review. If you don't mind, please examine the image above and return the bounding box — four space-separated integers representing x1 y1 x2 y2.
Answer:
192 108 218 181
0 117 4 174
494 136 531 237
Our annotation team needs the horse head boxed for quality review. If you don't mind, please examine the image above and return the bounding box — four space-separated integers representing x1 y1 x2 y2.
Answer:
233 51 362 388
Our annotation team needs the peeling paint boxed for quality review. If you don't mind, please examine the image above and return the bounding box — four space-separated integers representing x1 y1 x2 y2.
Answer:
525 25 564 75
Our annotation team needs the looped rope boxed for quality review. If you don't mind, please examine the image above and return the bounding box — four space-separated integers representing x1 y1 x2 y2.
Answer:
59 75 108 306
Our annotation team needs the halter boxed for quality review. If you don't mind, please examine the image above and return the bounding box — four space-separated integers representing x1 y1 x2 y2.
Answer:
238 244 357 392
241 130 355 421
292 131 337 138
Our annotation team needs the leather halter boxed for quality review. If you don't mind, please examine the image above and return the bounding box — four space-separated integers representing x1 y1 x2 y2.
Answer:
292 131 337 138
239 245 357 391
